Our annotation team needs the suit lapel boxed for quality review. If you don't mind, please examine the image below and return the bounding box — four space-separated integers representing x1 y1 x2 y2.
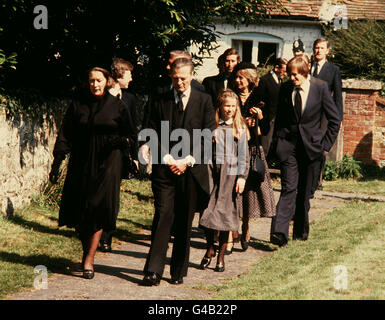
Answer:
301 77 316 120
318 61 330 79
183 88 198 127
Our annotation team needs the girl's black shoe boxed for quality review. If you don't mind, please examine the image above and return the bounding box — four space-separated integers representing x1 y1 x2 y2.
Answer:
200 256 212 269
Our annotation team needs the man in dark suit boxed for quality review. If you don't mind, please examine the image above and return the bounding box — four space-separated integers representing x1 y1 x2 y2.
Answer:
311 38 343 190
139 58 216 286
255 57 287 158
270 56 341 246
142 50 205 130
202 48 240 106
158 50 205 94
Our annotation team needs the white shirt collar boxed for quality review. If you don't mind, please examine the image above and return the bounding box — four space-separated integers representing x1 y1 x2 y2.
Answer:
313 58 327 72
108 85 122 99
270 70 280 84
293 76 311 115
219 118 233 125
174 86 192 110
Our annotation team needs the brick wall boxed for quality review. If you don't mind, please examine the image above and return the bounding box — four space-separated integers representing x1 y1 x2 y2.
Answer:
342 79 385 167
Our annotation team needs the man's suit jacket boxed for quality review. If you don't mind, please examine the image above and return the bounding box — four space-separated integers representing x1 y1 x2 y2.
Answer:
274 77 341 162
147 87 216 195
254 71 281 119
202 73 228 106
141 79 205 130
313 61 343 118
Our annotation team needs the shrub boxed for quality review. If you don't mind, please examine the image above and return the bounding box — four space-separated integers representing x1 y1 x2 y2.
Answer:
324 20 385 95
323 154 362 180
323 160 339 181
338 154 362 179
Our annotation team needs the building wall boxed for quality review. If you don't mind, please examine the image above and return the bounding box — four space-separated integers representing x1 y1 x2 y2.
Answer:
191 21 322 81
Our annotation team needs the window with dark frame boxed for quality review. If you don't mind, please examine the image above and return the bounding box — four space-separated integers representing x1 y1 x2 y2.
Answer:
258 42 278 66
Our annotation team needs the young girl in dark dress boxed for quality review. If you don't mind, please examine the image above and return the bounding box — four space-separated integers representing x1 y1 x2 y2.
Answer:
199 89 250 272
49 67 136 279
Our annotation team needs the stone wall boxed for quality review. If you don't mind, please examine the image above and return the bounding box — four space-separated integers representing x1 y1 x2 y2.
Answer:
0 109 57 215
342 79 385 166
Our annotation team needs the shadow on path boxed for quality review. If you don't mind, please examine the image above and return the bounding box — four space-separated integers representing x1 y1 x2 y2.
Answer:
0 251 74 275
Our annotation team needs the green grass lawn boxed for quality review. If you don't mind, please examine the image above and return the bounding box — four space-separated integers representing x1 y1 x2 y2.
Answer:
0 176 384 299
322 179 385 196
0 178 154 299
205 200 385 300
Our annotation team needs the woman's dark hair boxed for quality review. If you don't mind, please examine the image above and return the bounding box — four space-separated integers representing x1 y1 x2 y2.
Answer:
89 67 110 80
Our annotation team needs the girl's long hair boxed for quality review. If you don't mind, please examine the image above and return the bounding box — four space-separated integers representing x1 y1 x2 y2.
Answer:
215 89 250 140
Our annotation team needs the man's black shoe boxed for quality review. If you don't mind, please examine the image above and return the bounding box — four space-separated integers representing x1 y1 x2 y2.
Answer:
270 233 287 247
170 277 184 285
293 235 308 241
142 272 161 286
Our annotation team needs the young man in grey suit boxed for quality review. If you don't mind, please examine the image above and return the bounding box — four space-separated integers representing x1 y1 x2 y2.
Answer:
311 38 343 190
270 56 341 246
140 58 216 286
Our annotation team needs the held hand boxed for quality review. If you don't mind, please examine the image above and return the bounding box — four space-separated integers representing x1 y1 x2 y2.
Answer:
168 159 188 176
235 178 246 194
249 107 263 120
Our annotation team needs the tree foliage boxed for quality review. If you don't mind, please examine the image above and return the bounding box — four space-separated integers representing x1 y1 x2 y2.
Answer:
0 0 286 96
324 20 385 93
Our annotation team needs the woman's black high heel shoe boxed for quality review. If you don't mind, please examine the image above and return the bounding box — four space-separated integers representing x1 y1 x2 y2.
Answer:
214 261 225 272
83 269 94 279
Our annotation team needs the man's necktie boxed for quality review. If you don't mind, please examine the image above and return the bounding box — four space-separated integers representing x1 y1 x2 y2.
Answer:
313 63 319 77
177 93 184 111
294 87 302 119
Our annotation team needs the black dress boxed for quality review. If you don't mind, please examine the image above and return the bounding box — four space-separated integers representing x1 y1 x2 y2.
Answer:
53 92 136 233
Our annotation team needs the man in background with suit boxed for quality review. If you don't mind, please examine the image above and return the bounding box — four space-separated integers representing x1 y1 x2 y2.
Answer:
202 48 240 105
270 56 341 247
311 38 343 190
140 58 216 286
256 57 287 160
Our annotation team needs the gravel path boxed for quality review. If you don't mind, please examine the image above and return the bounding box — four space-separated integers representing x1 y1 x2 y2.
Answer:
6 189 384 300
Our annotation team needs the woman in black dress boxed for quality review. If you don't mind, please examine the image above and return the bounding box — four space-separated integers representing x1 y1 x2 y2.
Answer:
231 62 276 251
49 67 136 279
